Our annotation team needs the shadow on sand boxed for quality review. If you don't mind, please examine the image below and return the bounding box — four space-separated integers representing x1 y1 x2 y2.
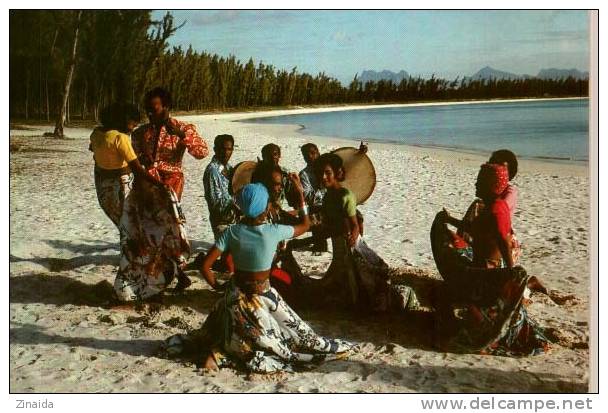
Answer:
313 357 588 393
9 273 222 314
10 322 161 357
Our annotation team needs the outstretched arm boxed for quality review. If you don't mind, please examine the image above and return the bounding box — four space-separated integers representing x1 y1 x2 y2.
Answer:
128 159 164 187
167 119 209 159
288 173 311 237
439 208 463 229
200 247 223 289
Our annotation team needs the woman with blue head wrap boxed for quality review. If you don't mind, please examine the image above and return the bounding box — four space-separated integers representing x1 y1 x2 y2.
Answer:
235 183 269 219
166 175 353 373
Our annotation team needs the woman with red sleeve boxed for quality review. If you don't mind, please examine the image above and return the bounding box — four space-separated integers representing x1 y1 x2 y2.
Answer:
441 163 514 269
434 164 549 356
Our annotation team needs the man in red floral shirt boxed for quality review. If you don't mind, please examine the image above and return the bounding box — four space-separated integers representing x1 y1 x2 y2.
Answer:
132 87 209 200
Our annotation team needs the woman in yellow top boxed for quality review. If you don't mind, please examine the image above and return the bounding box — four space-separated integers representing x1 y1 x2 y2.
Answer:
90 103 191 301
90 102 162 226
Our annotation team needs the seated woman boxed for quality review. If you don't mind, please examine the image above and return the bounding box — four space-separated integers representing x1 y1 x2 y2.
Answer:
451 151 546 294
165 181 353 373
294 153 418 312
441 163 515 269
433 163 548 356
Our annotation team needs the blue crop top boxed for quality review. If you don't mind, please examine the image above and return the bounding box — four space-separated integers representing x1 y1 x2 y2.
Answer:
214 223 295 271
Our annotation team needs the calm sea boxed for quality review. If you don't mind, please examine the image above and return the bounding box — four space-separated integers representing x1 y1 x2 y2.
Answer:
243 98 589 162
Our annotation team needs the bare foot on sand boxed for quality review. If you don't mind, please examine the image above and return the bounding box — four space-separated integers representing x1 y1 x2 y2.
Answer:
528 276 548 295
548 290 578 306
175 273 192 291
202 353 219 372
108 300 137 312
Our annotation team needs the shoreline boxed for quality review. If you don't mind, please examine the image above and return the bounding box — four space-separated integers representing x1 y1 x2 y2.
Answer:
226 120 589 177
176 96 588 120
180 96 589 170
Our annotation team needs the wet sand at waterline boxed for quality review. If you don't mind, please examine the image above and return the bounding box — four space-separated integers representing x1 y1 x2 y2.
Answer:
10 104 590 392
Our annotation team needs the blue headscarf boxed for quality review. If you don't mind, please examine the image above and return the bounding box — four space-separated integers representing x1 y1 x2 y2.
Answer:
236 183 269 218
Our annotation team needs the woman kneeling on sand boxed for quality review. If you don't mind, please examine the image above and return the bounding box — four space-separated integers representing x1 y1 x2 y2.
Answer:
285 153 419 312
165 181 353 373
433 163 549 355
90 103 191 302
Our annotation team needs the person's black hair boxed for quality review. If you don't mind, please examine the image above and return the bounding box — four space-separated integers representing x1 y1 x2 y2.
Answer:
214 134 234 149
314 153 345 182
99 102 141 133
261 143 281 160
489 149 518 180
251 161 283 187
144 87 172 110
300 142 319 157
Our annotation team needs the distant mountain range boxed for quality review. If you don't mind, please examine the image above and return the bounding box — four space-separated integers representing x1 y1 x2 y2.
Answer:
359 69 409 83
357 67 589 83
470 66 529 80
536 68 590 80
471 66 589 81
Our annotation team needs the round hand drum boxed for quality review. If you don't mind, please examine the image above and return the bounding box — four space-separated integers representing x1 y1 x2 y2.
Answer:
332 147 376 205
231 161 258 195
231 148 377 205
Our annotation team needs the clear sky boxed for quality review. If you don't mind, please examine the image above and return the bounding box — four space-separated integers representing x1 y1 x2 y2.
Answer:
153 10 590 84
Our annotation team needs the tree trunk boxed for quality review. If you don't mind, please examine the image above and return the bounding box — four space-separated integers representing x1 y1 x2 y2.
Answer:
46 28 59 122
45 77 50 122
25 68 29 120
38 16 43 120
81 80 87 120
54 11 82 138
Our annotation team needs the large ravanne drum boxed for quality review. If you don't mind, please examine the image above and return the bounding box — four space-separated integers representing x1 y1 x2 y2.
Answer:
332 146 376 205
231 147 376 205
231 161 258 195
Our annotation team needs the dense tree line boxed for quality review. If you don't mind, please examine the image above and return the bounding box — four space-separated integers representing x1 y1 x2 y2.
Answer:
10 10 183 136
10 10 589 131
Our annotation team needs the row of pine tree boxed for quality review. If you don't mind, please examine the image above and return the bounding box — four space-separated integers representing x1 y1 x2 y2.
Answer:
10 10 588 136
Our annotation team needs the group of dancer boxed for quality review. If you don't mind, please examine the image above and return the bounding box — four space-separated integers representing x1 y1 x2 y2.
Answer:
90 87 549 374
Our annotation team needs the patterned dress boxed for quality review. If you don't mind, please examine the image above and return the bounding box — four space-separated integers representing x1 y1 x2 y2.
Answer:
430 212 549 356
113 180 191 301
131 118 209 200
165 220 353 373
167 278 353 373
276 235 420 312
94 170 133 228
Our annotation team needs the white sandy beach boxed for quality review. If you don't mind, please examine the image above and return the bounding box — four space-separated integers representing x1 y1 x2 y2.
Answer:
9 101 590 393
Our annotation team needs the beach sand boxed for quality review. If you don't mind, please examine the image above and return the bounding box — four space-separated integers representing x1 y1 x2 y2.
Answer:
9 103 590 392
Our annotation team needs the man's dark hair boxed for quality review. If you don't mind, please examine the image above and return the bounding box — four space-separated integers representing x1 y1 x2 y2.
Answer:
99 102 141 133
251 161 282 188
489 149 518 180
300 143 318 157
214 134 234 150
261 143 281 161
314 153 345 182
144 87 172 110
